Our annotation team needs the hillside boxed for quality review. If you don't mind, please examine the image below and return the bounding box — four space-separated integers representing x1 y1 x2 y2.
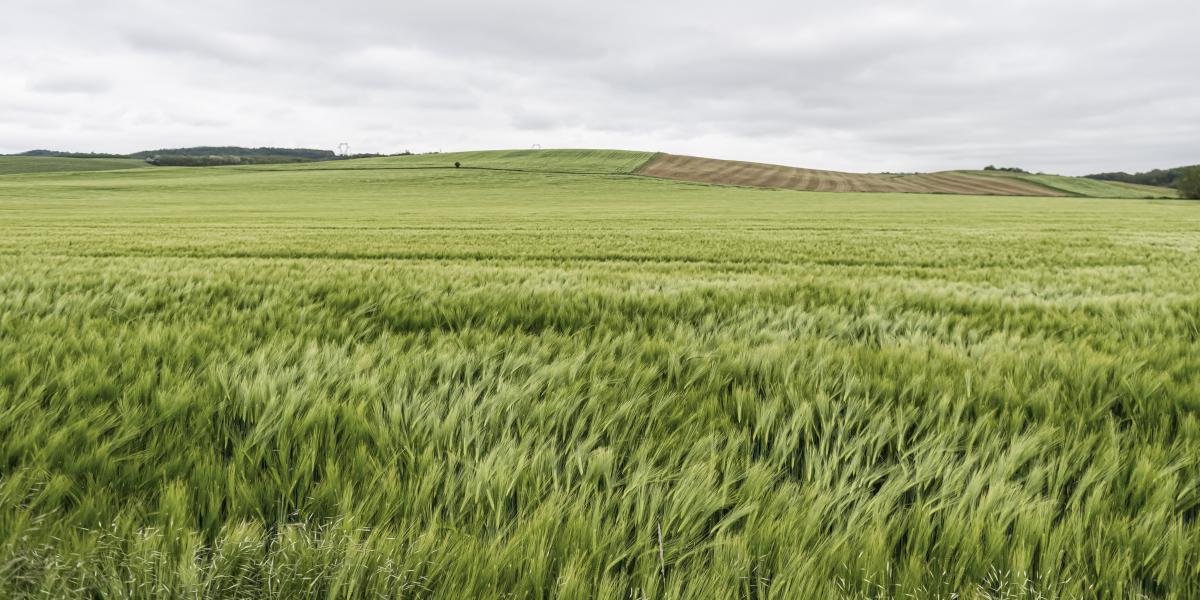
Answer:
0 156 150 175
127 146 335 160
3 148 1181 198
259 148 656 174
634 153 1178 198
254 149 1179 198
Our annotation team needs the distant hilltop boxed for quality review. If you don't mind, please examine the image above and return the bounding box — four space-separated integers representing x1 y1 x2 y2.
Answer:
3 147 1191 198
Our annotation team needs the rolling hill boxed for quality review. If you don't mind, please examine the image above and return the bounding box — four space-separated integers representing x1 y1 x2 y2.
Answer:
633 153 1178 198
2 148 1179 199
255 148 657 174
252 149 1179 198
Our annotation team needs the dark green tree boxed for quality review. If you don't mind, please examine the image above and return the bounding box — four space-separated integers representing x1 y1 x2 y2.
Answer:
1178 167 1200 199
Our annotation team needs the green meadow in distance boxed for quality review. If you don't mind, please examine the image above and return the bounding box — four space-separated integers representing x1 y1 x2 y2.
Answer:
1 150 1198 598
0 155 151 176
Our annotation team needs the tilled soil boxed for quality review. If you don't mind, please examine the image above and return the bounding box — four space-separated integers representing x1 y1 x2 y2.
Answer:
634 153 1068 196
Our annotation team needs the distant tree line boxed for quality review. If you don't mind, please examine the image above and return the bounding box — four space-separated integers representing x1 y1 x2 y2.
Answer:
129 147 336 160
1177 168 1200 199
983 165 1029 173
17 150 129 159
143 155 322 167
143 152 414 166
10 146 424 167
1085 165 1200 189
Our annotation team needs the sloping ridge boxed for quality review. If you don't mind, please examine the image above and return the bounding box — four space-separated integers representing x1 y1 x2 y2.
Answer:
634 153 1071 197
0 156 150 176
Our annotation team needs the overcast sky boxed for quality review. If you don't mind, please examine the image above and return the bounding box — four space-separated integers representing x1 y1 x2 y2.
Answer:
2 0 1197 174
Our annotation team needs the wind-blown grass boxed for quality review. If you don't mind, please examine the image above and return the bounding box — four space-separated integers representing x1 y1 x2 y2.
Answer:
1 157 1198 598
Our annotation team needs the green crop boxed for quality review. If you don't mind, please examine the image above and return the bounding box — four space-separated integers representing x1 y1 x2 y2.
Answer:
1 152 1198 598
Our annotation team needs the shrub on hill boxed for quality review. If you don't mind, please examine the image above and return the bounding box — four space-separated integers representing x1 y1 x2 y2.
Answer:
983 165 1028 173
1178 167 1200 199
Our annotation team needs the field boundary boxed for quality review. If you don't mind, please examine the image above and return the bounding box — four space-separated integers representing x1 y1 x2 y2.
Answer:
630 151 664 174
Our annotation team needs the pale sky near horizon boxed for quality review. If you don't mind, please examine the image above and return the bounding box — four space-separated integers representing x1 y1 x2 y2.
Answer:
2 0 1197 175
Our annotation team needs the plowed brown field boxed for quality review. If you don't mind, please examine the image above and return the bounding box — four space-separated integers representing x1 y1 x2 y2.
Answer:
634 153 1069 196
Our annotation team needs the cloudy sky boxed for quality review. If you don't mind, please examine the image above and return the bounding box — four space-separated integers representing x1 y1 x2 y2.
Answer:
2 0 1197 174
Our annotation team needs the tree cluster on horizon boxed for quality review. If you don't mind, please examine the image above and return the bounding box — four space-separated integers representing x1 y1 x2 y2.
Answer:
1176 167 1200 199
1086 164 1200 189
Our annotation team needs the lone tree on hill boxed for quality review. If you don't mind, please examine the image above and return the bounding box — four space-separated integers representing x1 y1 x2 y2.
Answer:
1178 167 1200 199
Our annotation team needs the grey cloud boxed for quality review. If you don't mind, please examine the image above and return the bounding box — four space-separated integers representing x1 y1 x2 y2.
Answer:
1 0 1197 173
510 113 563 132
29 76 111 94
122 27 282 66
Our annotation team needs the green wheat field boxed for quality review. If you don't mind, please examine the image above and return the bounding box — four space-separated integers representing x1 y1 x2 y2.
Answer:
1 150 1198 598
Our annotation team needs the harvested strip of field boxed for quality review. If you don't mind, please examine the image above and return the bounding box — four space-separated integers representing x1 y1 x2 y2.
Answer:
635 153 1074 196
